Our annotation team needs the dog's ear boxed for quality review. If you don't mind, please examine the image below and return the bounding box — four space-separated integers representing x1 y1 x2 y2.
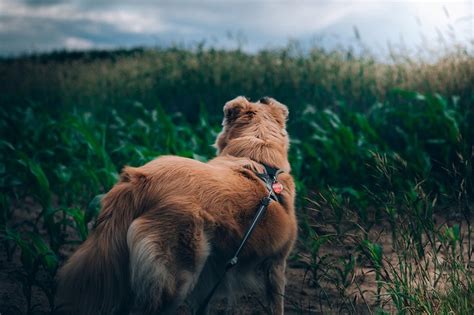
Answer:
274 101 289 121
260 97 289 122
223 96 249 123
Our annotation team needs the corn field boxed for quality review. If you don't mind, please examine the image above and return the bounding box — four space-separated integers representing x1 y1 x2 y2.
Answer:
0 44 473 314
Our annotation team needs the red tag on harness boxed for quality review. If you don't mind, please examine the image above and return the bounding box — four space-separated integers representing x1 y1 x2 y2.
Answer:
272 182 284 194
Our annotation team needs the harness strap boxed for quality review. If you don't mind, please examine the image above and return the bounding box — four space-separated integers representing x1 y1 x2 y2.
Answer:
196 164 282 314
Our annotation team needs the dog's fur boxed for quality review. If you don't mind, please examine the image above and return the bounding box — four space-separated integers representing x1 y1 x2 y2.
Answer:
57 96 297 314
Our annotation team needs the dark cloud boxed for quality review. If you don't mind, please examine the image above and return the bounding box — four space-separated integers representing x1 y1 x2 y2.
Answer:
22 0 65 5
0 0 471 56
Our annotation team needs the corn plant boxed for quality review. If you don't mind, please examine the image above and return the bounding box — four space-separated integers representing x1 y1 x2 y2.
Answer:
2 228 58 314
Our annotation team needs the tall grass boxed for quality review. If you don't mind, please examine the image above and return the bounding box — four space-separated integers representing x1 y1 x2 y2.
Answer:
0 44 473 314
302 151 473 314
1 44 473 118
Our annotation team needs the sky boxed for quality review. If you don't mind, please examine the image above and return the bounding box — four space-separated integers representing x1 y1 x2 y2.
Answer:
0 0 472 56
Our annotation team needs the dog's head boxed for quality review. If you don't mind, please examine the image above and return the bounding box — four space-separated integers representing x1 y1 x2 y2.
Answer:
215 96 290 157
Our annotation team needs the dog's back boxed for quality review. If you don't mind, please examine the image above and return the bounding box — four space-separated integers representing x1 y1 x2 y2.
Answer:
56 157 261 314
57 97 297 315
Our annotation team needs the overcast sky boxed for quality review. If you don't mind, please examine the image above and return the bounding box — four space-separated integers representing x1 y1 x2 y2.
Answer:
0 0 472 56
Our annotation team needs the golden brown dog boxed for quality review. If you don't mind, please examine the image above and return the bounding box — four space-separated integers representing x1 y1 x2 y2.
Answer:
57 96 297 314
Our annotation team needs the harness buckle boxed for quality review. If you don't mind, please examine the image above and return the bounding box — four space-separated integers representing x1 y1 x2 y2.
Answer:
256 164 284 202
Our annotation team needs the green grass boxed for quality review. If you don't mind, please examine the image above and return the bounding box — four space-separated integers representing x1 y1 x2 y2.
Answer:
0 44 473 314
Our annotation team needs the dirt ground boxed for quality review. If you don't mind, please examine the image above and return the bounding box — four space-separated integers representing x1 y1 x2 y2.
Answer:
1 198 472 314
0 245 346 315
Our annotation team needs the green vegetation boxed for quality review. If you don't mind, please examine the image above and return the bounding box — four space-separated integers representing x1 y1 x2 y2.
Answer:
1 45 473 314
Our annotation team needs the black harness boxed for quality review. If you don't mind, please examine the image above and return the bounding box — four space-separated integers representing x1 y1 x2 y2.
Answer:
196 164 284 314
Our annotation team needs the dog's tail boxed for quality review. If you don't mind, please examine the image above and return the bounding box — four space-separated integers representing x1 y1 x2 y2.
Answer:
56 167 149 315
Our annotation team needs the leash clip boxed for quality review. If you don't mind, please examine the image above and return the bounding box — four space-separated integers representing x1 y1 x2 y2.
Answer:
227 256 238 269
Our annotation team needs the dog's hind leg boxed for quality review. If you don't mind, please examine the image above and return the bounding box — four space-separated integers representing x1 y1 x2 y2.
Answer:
127 210 210 314
264 258 287 315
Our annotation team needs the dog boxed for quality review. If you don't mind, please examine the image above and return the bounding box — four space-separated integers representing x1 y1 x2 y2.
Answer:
57 96 297 314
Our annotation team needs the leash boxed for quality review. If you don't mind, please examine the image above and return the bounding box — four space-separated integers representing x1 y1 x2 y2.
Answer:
196 164 283 314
